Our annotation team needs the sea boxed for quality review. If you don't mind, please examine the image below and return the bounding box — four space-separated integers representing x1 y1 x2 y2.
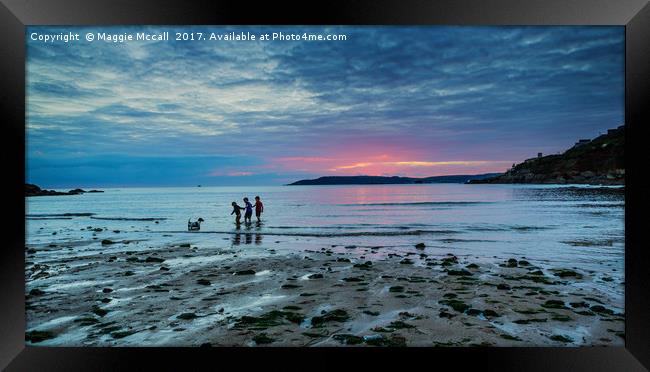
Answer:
26 183 625 307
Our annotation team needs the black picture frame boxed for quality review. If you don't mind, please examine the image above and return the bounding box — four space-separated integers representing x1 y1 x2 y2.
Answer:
1 0 649 370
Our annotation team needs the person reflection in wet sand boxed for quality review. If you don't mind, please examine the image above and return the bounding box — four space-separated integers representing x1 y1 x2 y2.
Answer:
245 232 253 245
252 219 263 244
232 232 241 246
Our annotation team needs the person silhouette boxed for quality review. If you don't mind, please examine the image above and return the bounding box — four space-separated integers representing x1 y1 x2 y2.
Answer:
231 201 244 225
243 197 253 224
254 196 264 223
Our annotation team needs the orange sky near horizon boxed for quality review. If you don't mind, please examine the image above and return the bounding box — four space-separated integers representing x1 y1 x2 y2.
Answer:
227 152 516 178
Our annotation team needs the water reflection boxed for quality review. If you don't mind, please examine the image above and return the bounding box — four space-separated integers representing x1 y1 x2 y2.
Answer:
231 223 263 246
511 186 625 202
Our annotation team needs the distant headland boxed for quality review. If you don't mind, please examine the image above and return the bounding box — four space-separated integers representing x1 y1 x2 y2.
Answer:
288 173 502 186
468 125 624 185
26 183 104 197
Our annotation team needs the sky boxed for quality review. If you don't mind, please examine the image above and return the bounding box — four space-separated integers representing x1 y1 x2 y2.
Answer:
26 26 624 187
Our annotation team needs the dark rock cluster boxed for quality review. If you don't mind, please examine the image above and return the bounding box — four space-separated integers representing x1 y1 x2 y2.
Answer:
26 183 104 197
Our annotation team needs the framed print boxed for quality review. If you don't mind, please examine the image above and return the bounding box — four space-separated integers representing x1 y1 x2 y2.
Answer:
1 0 649 370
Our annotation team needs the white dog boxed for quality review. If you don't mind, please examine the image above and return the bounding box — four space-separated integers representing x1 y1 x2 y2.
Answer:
188 217 204 231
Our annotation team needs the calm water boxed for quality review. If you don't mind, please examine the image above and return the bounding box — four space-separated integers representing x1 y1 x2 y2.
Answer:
26 184 625 302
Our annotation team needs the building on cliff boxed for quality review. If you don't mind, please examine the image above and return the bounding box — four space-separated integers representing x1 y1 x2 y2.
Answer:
573 139 591 148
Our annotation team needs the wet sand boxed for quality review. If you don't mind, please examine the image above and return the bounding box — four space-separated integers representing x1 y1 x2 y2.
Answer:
25 232 625 347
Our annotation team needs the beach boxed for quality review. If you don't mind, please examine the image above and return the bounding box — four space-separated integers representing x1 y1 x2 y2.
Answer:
25 184 625 346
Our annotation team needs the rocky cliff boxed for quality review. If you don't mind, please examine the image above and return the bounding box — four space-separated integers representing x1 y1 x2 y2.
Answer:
469 126 624 185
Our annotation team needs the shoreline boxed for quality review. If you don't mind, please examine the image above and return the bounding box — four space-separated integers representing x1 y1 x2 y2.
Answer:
25 234 624 347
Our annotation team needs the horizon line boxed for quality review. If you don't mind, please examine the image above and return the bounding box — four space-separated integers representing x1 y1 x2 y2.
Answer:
26 171 504 190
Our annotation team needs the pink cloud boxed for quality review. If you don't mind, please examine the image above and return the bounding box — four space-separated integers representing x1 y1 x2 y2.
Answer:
274 156 333 162
208 170 253 177
228 171 253 176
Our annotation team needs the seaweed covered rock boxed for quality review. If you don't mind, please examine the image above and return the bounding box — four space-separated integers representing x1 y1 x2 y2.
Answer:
145 256 165 263
333 334 364 345
311 309 349 327
439 299 471 313
235 310 304 329
253 333 275 344
447 269 472 276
